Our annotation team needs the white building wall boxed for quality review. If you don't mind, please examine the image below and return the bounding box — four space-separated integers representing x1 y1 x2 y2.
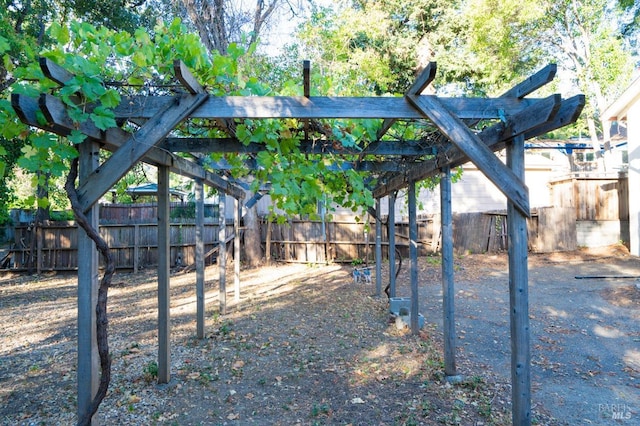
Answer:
226 152 564 220
627 101 640 255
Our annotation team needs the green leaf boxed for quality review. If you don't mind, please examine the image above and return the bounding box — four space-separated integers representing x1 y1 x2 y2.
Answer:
0 36 10 54
32 133 57 149
90 108 116 130
81 77 107 101
227 43 245 60
48 22 70 45
37 197 50 209
132 50 149 67
99 90 121 108
67 129 87 145
127 75 145 86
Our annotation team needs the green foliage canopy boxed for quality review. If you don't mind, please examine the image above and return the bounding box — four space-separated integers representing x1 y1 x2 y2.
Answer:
2 18 399 222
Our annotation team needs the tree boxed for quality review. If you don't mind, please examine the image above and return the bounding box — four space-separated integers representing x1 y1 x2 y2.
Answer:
619 0 640 44
179 0 306 55
294 0 464 95
177 0 314 266
462 0 636 169
1 0 167 224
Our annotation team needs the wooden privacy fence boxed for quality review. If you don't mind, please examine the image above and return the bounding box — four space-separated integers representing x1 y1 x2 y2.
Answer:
549 172 629 247
2 206 576 272
263 207 576 264
260 215 437 264
4 222 233 272
100 202 219 223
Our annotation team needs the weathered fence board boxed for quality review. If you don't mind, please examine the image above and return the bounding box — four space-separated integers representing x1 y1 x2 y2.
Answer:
549 173 629 247
6 222 228 271
529 207 577 252
550 173 627 221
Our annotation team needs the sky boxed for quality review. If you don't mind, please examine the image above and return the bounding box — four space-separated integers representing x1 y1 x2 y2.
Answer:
257 0 335 55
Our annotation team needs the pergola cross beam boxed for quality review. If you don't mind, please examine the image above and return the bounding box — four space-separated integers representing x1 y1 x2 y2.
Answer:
114 94 547 120
13 93 245 199
161 137 438 156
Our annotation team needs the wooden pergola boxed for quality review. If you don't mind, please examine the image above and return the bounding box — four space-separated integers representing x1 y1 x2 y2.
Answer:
12 58 584 425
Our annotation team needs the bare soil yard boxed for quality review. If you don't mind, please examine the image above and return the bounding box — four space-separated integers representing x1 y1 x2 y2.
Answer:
1 245 638 425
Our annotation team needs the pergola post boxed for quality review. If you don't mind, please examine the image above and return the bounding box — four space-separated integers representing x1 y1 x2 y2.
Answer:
218 194 227 315
157 165 171 383
408 181 419 335
507 134 531 425
234 197 241 304
440 166 459 380
388 191 397 297
195 177 205 339
375 198 382 297
77 140 100 425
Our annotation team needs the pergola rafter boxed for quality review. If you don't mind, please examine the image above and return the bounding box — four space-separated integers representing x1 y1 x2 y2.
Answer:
11 57 584 426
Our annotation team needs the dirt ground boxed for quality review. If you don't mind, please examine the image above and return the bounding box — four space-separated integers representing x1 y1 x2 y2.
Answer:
0 245 638 425
409 245 640 425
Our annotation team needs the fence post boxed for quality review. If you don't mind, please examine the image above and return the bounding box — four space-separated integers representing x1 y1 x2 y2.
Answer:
133 224 140 272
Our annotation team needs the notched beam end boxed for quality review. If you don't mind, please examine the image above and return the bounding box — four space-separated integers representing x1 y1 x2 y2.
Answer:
564 94 586 124
39 57 74 86
38 93 58 127
501 63 557 99
174 60 206 94
11 94 38 125
409 62 437 95
524 95 586 140
377 62 437 139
